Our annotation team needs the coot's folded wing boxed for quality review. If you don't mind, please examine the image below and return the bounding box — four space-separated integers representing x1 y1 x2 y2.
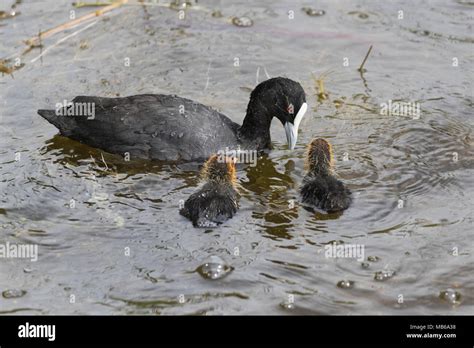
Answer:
38 94 239 161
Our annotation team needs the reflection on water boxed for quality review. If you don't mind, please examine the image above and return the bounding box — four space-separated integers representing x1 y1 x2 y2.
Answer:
0 0 473 315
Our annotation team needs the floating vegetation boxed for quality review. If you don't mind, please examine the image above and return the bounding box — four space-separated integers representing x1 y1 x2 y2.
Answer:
344 102 376 112
23 0 127 49
367 255 379 262
312 72 329 102
22 31 43 56
0 59 23 78
333 99 344 108
232 16 253 27
72 1 112 8
0 61 14 76
79 39 89 50
302 8 325 17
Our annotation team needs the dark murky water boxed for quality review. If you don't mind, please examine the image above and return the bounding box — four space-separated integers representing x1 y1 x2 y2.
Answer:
0 0 473 314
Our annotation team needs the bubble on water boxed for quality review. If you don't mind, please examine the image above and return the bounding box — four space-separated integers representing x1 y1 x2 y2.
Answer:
2 289 27 299
367 255 380 262
170 1 192 11
211 10 223 18
337 280 354 289
232 16 253 27
439 289 461 305
374 269 396 281
326 240 344 245
196 256 233 280
302 8 325 17
280 301 295 310
361 262 370 269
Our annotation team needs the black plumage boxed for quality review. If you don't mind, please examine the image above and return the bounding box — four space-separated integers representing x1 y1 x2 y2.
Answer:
38 77 307 162
300 138 351 213
179 155 239 227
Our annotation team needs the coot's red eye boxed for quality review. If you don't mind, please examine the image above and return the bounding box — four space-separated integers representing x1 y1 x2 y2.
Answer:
287 104 294 114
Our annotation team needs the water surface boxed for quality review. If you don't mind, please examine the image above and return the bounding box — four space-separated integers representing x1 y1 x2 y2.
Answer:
0 0 473 314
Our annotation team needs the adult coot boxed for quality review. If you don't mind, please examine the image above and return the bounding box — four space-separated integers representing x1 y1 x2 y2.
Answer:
300 138 352 212
180 154 239 227
38 77 307 161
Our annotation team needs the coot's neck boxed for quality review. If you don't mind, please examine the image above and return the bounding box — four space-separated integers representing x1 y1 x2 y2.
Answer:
237 99 273 149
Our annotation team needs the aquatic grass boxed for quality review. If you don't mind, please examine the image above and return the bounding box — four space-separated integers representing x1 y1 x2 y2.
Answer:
72 1 114 8
0 59 23 78
24 0 129 48
311 71 331 102
358 45 373 73
0 0 127 67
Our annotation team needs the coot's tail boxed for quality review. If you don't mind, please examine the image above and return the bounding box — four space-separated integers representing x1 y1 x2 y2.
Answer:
37 109 75 136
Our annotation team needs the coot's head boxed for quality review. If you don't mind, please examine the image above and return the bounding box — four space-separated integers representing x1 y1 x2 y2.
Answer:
241 77 307 150
202 154 237 185
305 138 334 174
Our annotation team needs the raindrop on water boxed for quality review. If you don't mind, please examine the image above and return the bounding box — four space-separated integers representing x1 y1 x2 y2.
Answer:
232 16 253 27
279 301 295 310
196 256 233 280
374 269 396 281
361 262 370 269
439 289 461 305
337 280 355 289
302 8 326 17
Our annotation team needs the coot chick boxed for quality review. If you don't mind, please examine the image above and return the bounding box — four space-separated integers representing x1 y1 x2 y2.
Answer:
300 138 351 212
38 77 307 161
180 154 239 227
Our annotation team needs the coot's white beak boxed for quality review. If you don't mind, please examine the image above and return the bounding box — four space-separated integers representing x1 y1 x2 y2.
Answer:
284 102 307 150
